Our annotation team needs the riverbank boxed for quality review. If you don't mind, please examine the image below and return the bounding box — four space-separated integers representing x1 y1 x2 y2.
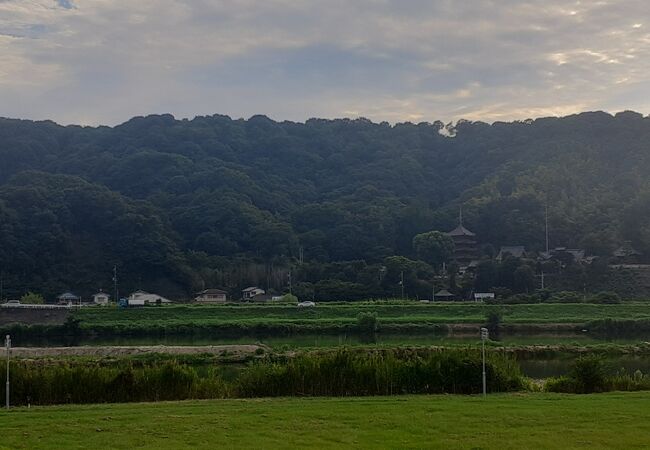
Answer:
1 392 649 448
3 302 650 340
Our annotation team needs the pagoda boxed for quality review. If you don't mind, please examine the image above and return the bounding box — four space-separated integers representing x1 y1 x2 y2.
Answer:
445 208 477 266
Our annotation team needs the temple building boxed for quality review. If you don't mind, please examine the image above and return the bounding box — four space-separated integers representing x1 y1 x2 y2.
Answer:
445 210 478 266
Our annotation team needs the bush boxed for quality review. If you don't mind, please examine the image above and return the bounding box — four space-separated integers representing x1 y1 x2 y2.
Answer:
544 376 577 393
19 292 45 304
547 291 583 303
592 291 621 304
485 310 502 334
571 356 608 393
280 294 299 303
356 312 380 334
546 356 608 394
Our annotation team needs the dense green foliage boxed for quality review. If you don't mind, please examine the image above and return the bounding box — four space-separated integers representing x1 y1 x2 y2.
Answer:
1 111 650 299
0 349 523 406
545 355 650 393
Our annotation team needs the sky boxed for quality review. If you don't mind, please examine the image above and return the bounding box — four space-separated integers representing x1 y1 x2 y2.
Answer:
1 0 649 126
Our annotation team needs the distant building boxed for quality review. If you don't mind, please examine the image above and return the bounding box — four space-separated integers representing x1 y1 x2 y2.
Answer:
242 287 266 300
128 290 172 306
613 242 642 262
93 291 110 306
57 292 79 305
195 289 228 303
540 247 586 263
434 289 455 301
497 246 527 261
446 213 478 266
474 292 495 302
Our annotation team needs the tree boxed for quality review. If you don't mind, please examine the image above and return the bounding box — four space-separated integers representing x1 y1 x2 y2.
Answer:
20 291 44 304
412 231 454 269
513 265 536 293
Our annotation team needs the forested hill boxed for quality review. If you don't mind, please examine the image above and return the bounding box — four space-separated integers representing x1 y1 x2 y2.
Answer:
1 110 649 299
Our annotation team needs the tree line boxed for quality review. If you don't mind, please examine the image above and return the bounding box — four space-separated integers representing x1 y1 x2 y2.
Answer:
0 111 649 300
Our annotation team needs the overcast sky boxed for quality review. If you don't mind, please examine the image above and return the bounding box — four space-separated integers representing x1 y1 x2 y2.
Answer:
1 0 649 126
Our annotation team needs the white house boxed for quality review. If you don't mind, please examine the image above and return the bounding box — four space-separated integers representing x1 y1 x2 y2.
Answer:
128 290 172 306
93 291 110 306
242 287 265 300
195 289 227 303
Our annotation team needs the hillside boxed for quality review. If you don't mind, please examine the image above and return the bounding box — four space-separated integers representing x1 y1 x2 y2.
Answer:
0 111 649 299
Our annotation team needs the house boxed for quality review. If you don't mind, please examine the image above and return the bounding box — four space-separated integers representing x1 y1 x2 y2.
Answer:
195 289 228 303
57 292 79 305
128 290 172 306
242 287 265 300
613 242 642 263
496 246 526 261
539 247 586 264
474 292 495 302
434 289 455 301
92 291 110 306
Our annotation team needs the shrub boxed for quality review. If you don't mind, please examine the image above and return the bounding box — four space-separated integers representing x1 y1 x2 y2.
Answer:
356 312 380 334
592 291 621 304
485 310 502 334
571 356 608 393
544 376 576 393
19 292 45 304
547 291 583 303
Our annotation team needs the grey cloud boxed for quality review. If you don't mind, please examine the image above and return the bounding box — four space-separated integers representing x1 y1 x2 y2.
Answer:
0 0 649 125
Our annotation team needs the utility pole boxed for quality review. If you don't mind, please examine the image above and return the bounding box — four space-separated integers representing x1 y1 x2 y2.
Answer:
400 271 405 300
545 202 549 254
288 270 292 296
113 265 118 304
5 334 10 410
480 327 488 397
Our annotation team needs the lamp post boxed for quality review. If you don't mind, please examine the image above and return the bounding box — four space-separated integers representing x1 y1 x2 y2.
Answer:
5 334 10 410
480 327 488 397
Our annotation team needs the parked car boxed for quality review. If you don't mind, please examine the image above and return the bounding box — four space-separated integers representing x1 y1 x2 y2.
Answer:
4 300 21 306
297 301 316 308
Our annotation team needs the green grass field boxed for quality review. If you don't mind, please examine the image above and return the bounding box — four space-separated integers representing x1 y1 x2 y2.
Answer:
73 302 650 330
1 393 649 449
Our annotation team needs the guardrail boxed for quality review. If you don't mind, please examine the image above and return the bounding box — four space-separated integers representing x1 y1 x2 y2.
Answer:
0 304 76 310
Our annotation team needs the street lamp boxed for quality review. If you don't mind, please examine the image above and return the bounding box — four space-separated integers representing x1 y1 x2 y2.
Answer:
480 327 489 397
5 334 10 410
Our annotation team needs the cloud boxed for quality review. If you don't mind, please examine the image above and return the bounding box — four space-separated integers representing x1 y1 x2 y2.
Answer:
57 0 74 9
0 0 649 125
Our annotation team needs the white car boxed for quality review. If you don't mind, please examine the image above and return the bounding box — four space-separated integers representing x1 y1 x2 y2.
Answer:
297 301 316 308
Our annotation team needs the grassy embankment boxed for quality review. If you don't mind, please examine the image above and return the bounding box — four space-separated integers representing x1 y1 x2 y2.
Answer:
4 302 650 338
1 393 650 449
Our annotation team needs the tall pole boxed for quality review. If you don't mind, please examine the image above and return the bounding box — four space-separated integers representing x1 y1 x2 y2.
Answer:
5 334 10 410
288 270 292 296
480 327 488 397
482 337 486 397
400 271 404 300
113 265 118 304
545 202 549 254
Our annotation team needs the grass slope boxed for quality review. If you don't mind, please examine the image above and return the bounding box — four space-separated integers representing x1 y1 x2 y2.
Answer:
1 393 649 449
73 302 650 329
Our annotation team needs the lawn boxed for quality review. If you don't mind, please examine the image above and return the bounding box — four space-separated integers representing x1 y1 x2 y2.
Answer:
1 392 649 449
